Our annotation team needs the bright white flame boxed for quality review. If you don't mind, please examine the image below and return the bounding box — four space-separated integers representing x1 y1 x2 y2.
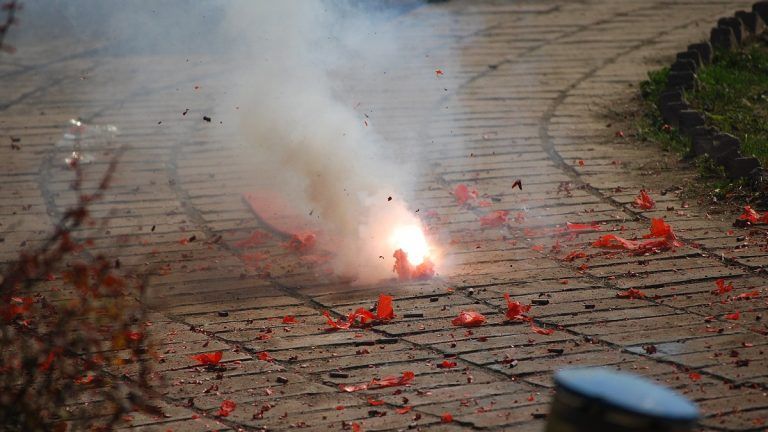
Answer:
390 225 430 265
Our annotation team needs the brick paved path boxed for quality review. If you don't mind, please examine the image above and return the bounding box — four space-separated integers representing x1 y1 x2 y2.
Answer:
2 1 768 431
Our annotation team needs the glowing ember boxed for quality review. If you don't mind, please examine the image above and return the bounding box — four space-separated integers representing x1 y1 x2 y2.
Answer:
390 225 430 265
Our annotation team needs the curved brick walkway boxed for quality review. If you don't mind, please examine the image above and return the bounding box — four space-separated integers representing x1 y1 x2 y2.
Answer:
2 1 767 431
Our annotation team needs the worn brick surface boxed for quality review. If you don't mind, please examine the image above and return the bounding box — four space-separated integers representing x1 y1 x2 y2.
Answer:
2 1 768 431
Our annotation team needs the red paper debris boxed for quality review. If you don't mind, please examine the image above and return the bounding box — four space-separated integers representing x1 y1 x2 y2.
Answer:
441 413 453 423
282 315 297 324
323 296 394 331
323 311 352 330
352 423 362 432
453 184 477 205
376 294 395 320
713 279 734 295
368 398 385 406
504 293 531 321
438 360 458 369
566 222 601 232
617 288 646 299
217 400 236 417
234 230 270 248
738 205 761 223
257 351 274 362
396 406 413 414
593 218 681 255
435 69 444 76
689 372 702 381
339 371 415 392
451 311 486 327
480 210 509 227
191 351 223 365
531 323 554 335
724 311 740 320
285 233 316 253
562 250 587 262
735 290 760 300
393 249 435 281
633 190 655 210
643 218 676 240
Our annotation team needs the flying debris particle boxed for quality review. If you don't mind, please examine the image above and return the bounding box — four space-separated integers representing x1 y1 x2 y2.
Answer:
203 116 211 122
441 413 453 423
182 108 189 116
435 69 444 77
512 179 522 190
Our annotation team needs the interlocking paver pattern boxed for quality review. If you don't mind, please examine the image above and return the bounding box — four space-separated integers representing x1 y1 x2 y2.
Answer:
2 1 768 431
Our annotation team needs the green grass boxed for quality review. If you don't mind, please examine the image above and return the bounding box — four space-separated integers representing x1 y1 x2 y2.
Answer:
691 43 768 166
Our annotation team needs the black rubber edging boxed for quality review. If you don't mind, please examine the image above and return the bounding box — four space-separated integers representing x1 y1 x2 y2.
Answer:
656 1 768 181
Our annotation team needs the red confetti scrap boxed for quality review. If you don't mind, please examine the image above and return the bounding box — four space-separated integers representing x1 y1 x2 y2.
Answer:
368 398 385 406
617 288 646 299
592 218 681 255
339 371 415 392
689 372 702 381
352 423 362 432
435 69 444 76
191 351 223 365
438 360 458 369
577 160 585 166
724 311 740 320
734 291 760 300
713 279 734 295
441 413 453 423
633 190 655 210
504 293 531 322
738 205 762 223
376 294 395 320
323 295 395 331
479 210 509 227
562 250 587 262
396 406 412 414
257 351 275 362
217 400 236 417
336 405 345 410
451 311 486 327
531 323 554 335
234 230 270 248
393 249 435 281
566 222 601 231
284 233 316 253
282 315 297 324
453 184 477 205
